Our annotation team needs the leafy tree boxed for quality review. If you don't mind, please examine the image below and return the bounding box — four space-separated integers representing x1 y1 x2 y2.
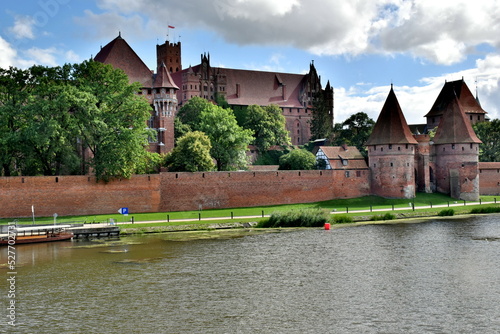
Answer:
174 117 192 142
332 112 374 157
165 131 215 172
278 149 317 170
70 60 154 181
244 104 290 153
473 119 500 162
197 105 253 171
309 91 333 141
0 67 31 176
176 96 213 128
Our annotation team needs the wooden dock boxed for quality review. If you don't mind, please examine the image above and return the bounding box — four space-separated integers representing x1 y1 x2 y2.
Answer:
68 225 120 239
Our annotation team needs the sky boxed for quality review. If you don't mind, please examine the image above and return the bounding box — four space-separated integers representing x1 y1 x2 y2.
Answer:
1 0 500 125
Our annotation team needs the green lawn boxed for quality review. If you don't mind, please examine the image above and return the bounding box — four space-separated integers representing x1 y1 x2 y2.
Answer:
2 193 499 227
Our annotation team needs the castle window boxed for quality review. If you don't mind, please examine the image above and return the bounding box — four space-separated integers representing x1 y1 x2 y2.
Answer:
398 146 401 151
356 171 361 177
390 163 394 167
452 144 456 149
381 147 384 151
470 143 473 149
345 171 350 178
148 89 152 95
389 144 392 149
374 163 376 167
462 147 465 151
470 115 473 120
406 144 408 149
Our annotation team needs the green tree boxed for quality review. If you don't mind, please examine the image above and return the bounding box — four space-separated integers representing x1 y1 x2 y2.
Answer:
0 67 31 176
165 131 215 172
278 149 317 170
309 91 333 141
197 105 253 171
70 60 154 181
332 112 374 157
244 104 290 153
176 96 213 128
473 119 500 162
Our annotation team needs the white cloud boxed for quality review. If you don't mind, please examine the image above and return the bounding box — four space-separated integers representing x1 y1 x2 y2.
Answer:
79 0 500 64
8 15 35 39
0 36 18 68
335 53 500 125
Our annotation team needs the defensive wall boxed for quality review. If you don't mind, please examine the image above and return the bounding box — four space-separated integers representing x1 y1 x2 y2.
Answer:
2 166 499 218
0 170 370 218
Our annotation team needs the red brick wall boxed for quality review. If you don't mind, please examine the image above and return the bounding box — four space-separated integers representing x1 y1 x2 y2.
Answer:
0 170 370 218
479 164 500 195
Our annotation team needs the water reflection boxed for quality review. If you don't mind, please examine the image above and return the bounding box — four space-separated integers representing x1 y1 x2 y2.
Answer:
1 216 500 333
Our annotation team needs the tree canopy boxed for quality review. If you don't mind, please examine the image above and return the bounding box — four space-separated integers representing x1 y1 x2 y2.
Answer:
165 131 215 172
332 112 374 157
278 149 317 170
0 61 157 180
309 91 333 141
473 119 500 162
244 104 290 152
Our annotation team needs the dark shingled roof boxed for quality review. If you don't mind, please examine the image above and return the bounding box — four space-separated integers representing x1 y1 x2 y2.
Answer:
317 146 368 169
94 34 153 87
425 79 486 118
432 96 482 144
153 62 179 90
366 86 418 146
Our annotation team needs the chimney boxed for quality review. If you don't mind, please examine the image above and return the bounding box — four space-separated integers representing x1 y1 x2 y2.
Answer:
236 83 241 98
341 143 348 151
282 84 287 100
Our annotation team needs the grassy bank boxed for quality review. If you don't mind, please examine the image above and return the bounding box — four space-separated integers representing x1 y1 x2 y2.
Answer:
2 193 500 234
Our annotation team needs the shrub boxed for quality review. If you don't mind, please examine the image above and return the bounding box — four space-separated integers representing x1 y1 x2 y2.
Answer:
331 215 353 224
370 213 396 221
257 208 329 228
438 209 455 216
470 207 500 214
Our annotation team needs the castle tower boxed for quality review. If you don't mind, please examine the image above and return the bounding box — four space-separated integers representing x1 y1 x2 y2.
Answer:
366 85 418 199
425 79 487 129
432 94 482 201
152 62 179 153
156 41 182 74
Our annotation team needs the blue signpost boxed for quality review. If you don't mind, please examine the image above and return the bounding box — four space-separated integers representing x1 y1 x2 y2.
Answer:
118 207 129 216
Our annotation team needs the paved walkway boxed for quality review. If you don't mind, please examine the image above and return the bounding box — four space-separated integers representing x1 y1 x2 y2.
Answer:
94 200 498 227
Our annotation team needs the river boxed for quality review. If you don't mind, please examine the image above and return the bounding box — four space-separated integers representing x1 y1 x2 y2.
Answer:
2 215 500 333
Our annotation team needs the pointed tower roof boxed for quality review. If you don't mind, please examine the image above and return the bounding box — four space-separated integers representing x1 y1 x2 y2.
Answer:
425 79 486 118
366 85 418 146
433 95 482 144
153 62 179 90
94 33 153 87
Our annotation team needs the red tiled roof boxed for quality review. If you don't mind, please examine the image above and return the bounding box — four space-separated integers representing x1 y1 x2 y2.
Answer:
317 146 368 170
433 96 482 144
425 79 486 117
94 34 153 87
172 66 307 108
153 62 179 89
366 86 418 146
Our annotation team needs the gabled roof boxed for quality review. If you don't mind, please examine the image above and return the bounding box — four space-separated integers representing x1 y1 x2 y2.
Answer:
432 95 482 144
94 34 153 87
366 86 418 146
425 79 486 117
316 146 368 169
153 62 179 90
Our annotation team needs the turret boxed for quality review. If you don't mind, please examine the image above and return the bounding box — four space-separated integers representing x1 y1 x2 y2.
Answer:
432 94 482 200
366 85 418 199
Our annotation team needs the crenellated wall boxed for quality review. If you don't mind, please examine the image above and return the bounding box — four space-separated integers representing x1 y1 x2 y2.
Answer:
0 169 370 218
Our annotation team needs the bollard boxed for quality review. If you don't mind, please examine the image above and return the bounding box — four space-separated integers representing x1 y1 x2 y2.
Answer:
392 204 394 211
324 223 330 230
430 202 432 209
370 205 372 212
262 210 264 217
131 216 134 224
167 214 170 222
198 213 201 221
231 212 233 219
346 207 349 213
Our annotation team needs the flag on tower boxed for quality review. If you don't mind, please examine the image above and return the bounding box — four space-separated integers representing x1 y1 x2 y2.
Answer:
168 25 175 29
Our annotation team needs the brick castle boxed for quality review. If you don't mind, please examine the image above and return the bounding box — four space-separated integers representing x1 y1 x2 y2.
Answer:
2 36 499 218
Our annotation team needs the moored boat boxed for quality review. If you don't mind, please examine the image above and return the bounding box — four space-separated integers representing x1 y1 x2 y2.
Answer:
0 225 73 245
